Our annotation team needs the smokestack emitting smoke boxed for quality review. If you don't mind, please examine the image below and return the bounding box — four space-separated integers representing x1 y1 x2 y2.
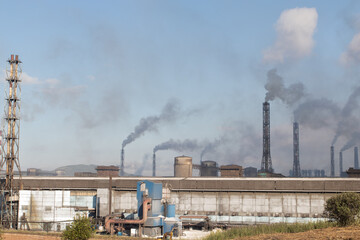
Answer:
152 152 156 177
331 146 335 177
122 100 180 149
339 151 343 177
261 102 273 173
293 122 301 177
121 100 180 176
120 148 124 176
355 147 359 169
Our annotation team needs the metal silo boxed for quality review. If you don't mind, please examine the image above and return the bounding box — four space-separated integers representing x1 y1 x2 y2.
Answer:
200 161 218 176
174 156 192 177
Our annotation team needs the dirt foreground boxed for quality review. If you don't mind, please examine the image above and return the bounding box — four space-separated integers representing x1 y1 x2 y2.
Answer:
239 225 360 240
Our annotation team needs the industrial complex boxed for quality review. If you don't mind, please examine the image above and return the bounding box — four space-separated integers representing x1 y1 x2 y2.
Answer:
0 54 359 238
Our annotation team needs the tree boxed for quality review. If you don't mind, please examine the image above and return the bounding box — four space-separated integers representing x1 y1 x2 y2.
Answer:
62 215 94 240
324 192 360 226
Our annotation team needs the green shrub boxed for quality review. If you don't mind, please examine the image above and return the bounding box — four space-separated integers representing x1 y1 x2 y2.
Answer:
324 192 360 226
62 215 94 240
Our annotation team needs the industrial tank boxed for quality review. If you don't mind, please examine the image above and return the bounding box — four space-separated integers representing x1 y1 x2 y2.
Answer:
174 156 192 177
200 160 218 176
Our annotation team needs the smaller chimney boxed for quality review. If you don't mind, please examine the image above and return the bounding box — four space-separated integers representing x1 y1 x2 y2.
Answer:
339 151 343 177
120 148 124 176
11 55 14 61
331 146 335 177
355 147 359 169
152 152 156 177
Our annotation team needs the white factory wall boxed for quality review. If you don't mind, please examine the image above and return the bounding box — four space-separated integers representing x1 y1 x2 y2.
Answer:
97 189 333 224
18 190 79 231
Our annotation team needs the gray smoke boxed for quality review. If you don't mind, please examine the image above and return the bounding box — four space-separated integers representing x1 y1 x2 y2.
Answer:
153 139 201 153
333 86 360 146
265 68 305 105
293 98 341 130
341 132 360 152
135 154 149 176
200 138 224 161
122 99 180 148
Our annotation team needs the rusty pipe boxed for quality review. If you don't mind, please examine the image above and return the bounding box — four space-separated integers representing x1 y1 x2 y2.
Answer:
105 197 151 234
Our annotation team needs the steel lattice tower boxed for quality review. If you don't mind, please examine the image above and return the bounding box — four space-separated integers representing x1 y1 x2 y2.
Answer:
0 54 22 228
292 122 301 177
261 102 273 173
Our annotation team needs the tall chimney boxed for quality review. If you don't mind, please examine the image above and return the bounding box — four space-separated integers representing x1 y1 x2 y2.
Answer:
330 146 335 177
293 122 301 177
152 152 156 177
120 148 124 176
339 151 343 177
355 147 359 169
261 102 273 173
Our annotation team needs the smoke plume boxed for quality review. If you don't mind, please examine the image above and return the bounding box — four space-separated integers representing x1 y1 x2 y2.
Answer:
153 139 201 153
200 138 224 161
333 86 360 146
265 68 305 105
294 98 341 130
135 154 149 176
122 99 180 148
263 7 318 63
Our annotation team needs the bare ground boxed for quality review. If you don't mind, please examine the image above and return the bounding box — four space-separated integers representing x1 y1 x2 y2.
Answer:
239 225 360 240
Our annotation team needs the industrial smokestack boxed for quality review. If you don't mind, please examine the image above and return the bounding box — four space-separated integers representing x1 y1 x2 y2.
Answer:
261 102 273 173
120 148 124 176
331 146 335 177
339 151 343 177
293 122 301 177
152 152 156 177
355 147 359 169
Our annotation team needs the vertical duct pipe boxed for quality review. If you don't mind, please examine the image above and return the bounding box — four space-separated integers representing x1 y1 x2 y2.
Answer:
355 147 359 169
339 151 343 177
120 148 124 176
331 146 335 177
152 152 156 177
261 102 273 173
293 122 301 177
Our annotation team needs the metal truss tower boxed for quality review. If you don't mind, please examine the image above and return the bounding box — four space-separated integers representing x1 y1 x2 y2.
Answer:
0 54 22 228
261 102 273 173
292 122 301 177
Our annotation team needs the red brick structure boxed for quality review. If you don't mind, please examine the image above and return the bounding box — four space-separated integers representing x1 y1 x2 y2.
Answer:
96 166 119 177
220 165 243 177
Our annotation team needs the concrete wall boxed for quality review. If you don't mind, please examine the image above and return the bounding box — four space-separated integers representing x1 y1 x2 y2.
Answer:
96 189 334 225
18 190 75 231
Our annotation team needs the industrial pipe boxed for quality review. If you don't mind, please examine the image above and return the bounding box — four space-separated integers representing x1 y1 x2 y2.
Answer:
105 197 152 234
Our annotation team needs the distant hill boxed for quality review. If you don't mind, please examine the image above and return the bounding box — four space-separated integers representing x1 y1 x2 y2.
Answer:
54 164 98 176
53 164 135 176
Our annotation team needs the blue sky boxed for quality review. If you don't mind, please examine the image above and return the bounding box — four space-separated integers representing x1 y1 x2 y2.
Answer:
1 1 360 176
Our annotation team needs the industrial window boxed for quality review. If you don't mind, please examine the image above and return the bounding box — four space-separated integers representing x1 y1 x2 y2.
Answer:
45 206 52 211
22 205 29 210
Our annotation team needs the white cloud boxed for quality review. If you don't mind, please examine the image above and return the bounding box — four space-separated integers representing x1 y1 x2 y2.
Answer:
22 72 40 84
263 7 318 63
340 33 360 66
